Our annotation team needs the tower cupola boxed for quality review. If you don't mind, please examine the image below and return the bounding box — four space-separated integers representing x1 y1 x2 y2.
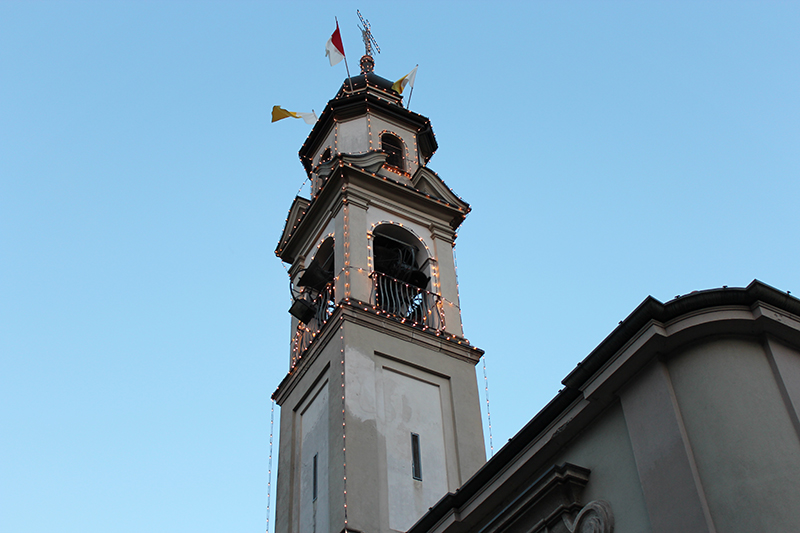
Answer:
297 65 438 197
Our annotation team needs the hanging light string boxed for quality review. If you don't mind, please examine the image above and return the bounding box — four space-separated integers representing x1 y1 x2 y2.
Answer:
339 322 349 530
452 244 491 455
452 230 469 328
482 355 494 457
295 176 310 198
265 399 275 533
343 202 351 298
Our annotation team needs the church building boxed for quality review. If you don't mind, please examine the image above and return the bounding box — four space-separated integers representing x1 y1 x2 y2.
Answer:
271 50 800 533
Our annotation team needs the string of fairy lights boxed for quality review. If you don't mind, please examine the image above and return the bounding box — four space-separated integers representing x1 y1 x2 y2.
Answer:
482 357 494 457
366 109 373 152
276 77 474 259
268 67 498 531
276 158 469 258
286 270 466 369
286 217 474 368
453 244 492 456
338 322 349 530
343 201 351 298
265 400 275 533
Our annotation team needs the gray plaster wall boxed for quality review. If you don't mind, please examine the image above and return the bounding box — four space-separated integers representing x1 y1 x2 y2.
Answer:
275 339 345 533
556 401 653 533
620 359 714 532
274 313 485 533
668 336 800 532
342 320 485 533
298 378 330 533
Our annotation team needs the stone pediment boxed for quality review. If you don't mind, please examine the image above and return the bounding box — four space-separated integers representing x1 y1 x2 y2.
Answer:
275 195 311 259
411 166 469 211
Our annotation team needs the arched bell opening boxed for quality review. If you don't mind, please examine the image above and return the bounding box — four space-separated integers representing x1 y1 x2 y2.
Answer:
381 133 405 171
372 225 442 330
372 225 429 288
289 237 335 326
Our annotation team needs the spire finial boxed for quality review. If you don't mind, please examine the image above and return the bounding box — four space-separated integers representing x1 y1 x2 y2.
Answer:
357 10 380 58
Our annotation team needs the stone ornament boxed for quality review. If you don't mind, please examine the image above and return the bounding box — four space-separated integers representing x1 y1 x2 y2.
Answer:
565 500 614 533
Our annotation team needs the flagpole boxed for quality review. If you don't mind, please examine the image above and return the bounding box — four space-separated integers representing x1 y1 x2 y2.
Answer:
336 17 355 92
406 64 418 109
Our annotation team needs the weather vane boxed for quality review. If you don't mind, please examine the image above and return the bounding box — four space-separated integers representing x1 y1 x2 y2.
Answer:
357 10 380 57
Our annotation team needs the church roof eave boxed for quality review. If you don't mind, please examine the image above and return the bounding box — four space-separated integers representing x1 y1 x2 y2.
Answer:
561 279 800 388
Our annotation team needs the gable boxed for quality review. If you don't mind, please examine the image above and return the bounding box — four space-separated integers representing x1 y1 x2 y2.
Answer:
275 196 311 262
410 166 470 211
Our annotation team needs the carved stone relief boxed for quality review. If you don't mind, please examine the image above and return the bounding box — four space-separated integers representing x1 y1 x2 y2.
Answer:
563 500 614 533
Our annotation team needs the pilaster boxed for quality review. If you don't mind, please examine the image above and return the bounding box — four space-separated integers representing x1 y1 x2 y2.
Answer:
431 225 463 336
342 193 372 304
620 360 716 532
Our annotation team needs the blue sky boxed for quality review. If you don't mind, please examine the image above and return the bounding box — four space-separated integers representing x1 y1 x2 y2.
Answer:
2 2 799 532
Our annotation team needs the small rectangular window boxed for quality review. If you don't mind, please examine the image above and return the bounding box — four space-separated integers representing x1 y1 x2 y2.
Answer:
411 433 422 481
313 453 318 501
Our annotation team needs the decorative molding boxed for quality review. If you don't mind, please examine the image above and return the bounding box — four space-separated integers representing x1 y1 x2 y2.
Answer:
564 500 615 533
476 462 590 533
272 303 484 404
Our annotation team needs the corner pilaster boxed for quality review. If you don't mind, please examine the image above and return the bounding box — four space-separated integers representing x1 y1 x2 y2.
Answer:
430 225 463 337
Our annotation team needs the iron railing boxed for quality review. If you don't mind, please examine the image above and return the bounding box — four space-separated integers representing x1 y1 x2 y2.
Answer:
373 271 445 331
290 273 447 366
291 283 335 366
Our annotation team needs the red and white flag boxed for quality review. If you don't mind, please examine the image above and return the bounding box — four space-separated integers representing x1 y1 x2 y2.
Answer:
325 21 345 66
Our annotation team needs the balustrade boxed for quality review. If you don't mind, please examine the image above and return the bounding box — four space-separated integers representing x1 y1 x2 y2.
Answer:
290 272 447 366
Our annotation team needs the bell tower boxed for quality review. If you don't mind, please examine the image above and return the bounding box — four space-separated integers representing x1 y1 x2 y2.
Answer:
272 55 485 533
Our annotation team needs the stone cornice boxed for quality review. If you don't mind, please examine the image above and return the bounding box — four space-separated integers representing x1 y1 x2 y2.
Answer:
407 462 611 533
271 301 483 404
276 159 469 264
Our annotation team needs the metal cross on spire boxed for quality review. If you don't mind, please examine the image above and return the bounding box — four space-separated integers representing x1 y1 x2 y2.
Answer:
357 10 380 57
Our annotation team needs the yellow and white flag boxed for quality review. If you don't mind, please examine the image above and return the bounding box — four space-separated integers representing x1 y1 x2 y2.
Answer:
271 106 318 125
392 65 418 94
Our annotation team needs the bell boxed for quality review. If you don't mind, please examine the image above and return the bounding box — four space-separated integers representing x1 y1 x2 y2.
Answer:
297 262 332 292
407 270 430 290
288 297 317 324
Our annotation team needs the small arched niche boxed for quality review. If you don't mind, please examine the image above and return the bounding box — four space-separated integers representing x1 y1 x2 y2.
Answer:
381 133 405 171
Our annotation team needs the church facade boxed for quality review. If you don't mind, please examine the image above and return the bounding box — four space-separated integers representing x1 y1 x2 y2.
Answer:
271 53 800 533
409 280 800 533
